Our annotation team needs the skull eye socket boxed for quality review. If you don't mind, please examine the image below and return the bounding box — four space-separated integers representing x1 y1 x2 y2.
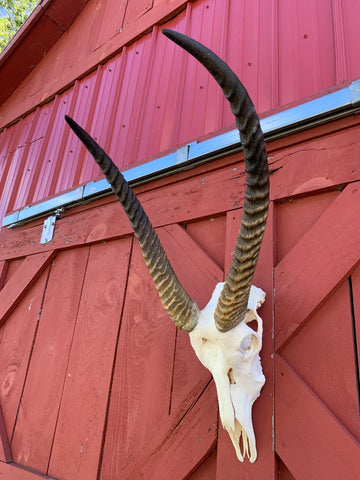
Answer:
240 334 259 354
245 319 259 332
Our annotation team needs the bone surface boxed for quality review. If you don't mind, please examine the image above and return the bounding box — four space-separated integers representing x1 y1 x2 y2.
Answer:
189 284 265 462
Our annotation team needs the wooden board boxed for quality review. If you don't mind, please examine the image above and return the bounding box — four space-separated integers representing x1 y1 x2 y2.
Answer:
281 280 360 442
268 122 360 201
216 205 276 479
0 461 51 479
10 247 90 473
47 239 131 480
116 381 218 480
0 403 11 462
0 251 57 327
350 265 360 381
99 240 177 478
275 182 360 350
275 355 360 480
0 270 49 443
0 261 8 290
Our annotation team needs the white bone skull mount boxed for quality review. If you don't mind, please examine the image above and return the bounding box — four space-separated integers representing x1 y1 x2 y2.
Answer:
65 29 269 463
190 284 265 462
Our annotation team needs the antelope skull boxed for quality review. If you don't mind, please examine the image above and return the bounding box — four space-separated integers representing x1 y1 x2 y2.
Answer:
65 29 269 463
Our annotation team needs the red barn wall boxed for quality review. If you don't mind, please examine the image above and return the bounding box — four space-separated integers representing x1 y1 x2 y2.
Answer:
0 114 359 479
1 0 360 225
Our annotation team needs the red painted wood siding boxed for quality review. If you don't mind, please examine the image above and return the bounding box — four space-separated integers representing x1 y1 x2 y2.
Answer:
0 113 360 479
1 0 360 227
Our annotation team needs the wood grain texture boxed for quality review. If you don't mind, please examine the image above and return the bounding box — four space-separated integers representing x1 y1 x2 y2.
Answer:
275 355 360 479
0 270 48 446
268 122 360 201
100 240 177 478
158 224 222 414
185 215 226 271
0 403 12 462
275 182 360 350
275 190 339 263
216 204 276 479
0 160 248 262
47 239 131 480
115 381 218 480
0 461 51 479
0 251 57 328
282 280 360 442
188 449 217 479
0 261 8 290
2 118 360 262
10 248 90 474
351 265 360 376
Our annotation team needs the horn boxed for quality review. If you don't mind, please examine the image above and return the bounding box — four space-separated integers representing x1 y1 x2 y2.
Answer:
162 29 269 332
65 115 200 332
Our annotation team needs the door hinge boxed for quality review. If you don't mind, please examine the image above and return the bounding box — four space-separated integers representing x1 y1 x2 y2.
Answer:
40 209 63 244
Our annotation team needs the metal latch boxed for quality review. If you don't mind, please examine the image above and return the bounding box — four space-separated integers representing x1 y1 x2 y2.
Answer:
40 209 63 244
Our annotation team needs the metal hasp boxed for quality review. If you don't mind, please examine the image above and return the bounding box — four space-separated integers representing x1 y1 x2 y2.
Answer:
40 209 62 244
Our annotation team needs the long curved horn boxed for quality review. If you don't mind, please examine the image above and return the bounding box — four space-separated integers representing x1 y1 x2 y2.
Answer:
65 115 200 332
162 30 269 333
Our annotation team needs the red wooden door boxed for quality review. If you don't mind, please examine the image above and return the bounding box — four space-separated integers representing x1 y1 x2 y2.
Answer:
1 114 360 479
0 154 274 479
271 117 360 478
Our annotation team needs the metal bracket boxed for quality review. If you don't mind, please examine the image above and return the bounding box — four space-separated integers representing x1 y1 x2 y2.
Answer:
40 209 63 244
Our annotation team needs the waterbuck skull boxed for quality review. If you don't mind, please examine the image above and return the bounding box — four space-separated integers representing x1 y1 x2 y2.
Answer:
65 29 269 463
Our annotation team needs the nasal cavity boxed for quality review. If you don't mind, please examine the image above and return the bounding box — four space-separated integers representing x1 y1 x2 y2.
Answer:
227 368 236 384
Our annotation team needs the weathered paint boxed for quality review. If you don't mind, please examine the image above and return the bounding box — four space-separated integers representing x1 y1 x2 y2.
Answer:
1 0 360 227
0 114 360 478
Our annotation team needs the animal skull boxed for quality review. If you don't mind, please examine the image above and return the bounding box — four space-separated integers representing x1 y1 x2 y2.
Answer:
189 284 265 462
64 29 269 463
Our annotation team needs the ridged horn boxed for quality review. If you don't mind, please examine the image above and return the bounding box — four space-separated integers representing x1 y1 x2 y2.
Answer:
162 29 269 333
65 115 200 332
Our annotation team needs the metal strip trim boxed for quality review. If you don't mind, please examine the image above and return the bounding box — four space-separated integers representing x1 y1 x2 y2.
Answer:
3 80 360 228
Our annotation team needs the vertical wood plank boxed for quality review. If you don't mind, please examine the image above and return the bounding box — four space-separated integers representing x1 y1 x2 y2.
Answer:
0 403 12 462
217 204 276 479
281 279 360 442
157 224 223 415
0 269 48 445
275 183 360 350
351 264 360 388
48 238 131 480
0 251 57 328
100 240 176 479
275 355 360 480
11 247 90 473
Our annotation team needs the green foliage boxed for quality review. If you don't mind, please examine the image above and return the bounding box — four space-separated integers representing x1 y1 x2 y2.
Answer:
0 0 38 51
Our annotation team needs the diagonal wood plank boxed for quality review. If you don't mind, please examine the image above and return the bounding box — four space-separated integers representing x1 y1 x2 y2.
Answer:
117 381 218 480
275 183 360 350
275 355 360 479
159 224 223 307
0 403 12 463
0 461 50 479
0 261 8 290
0 251 57 328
